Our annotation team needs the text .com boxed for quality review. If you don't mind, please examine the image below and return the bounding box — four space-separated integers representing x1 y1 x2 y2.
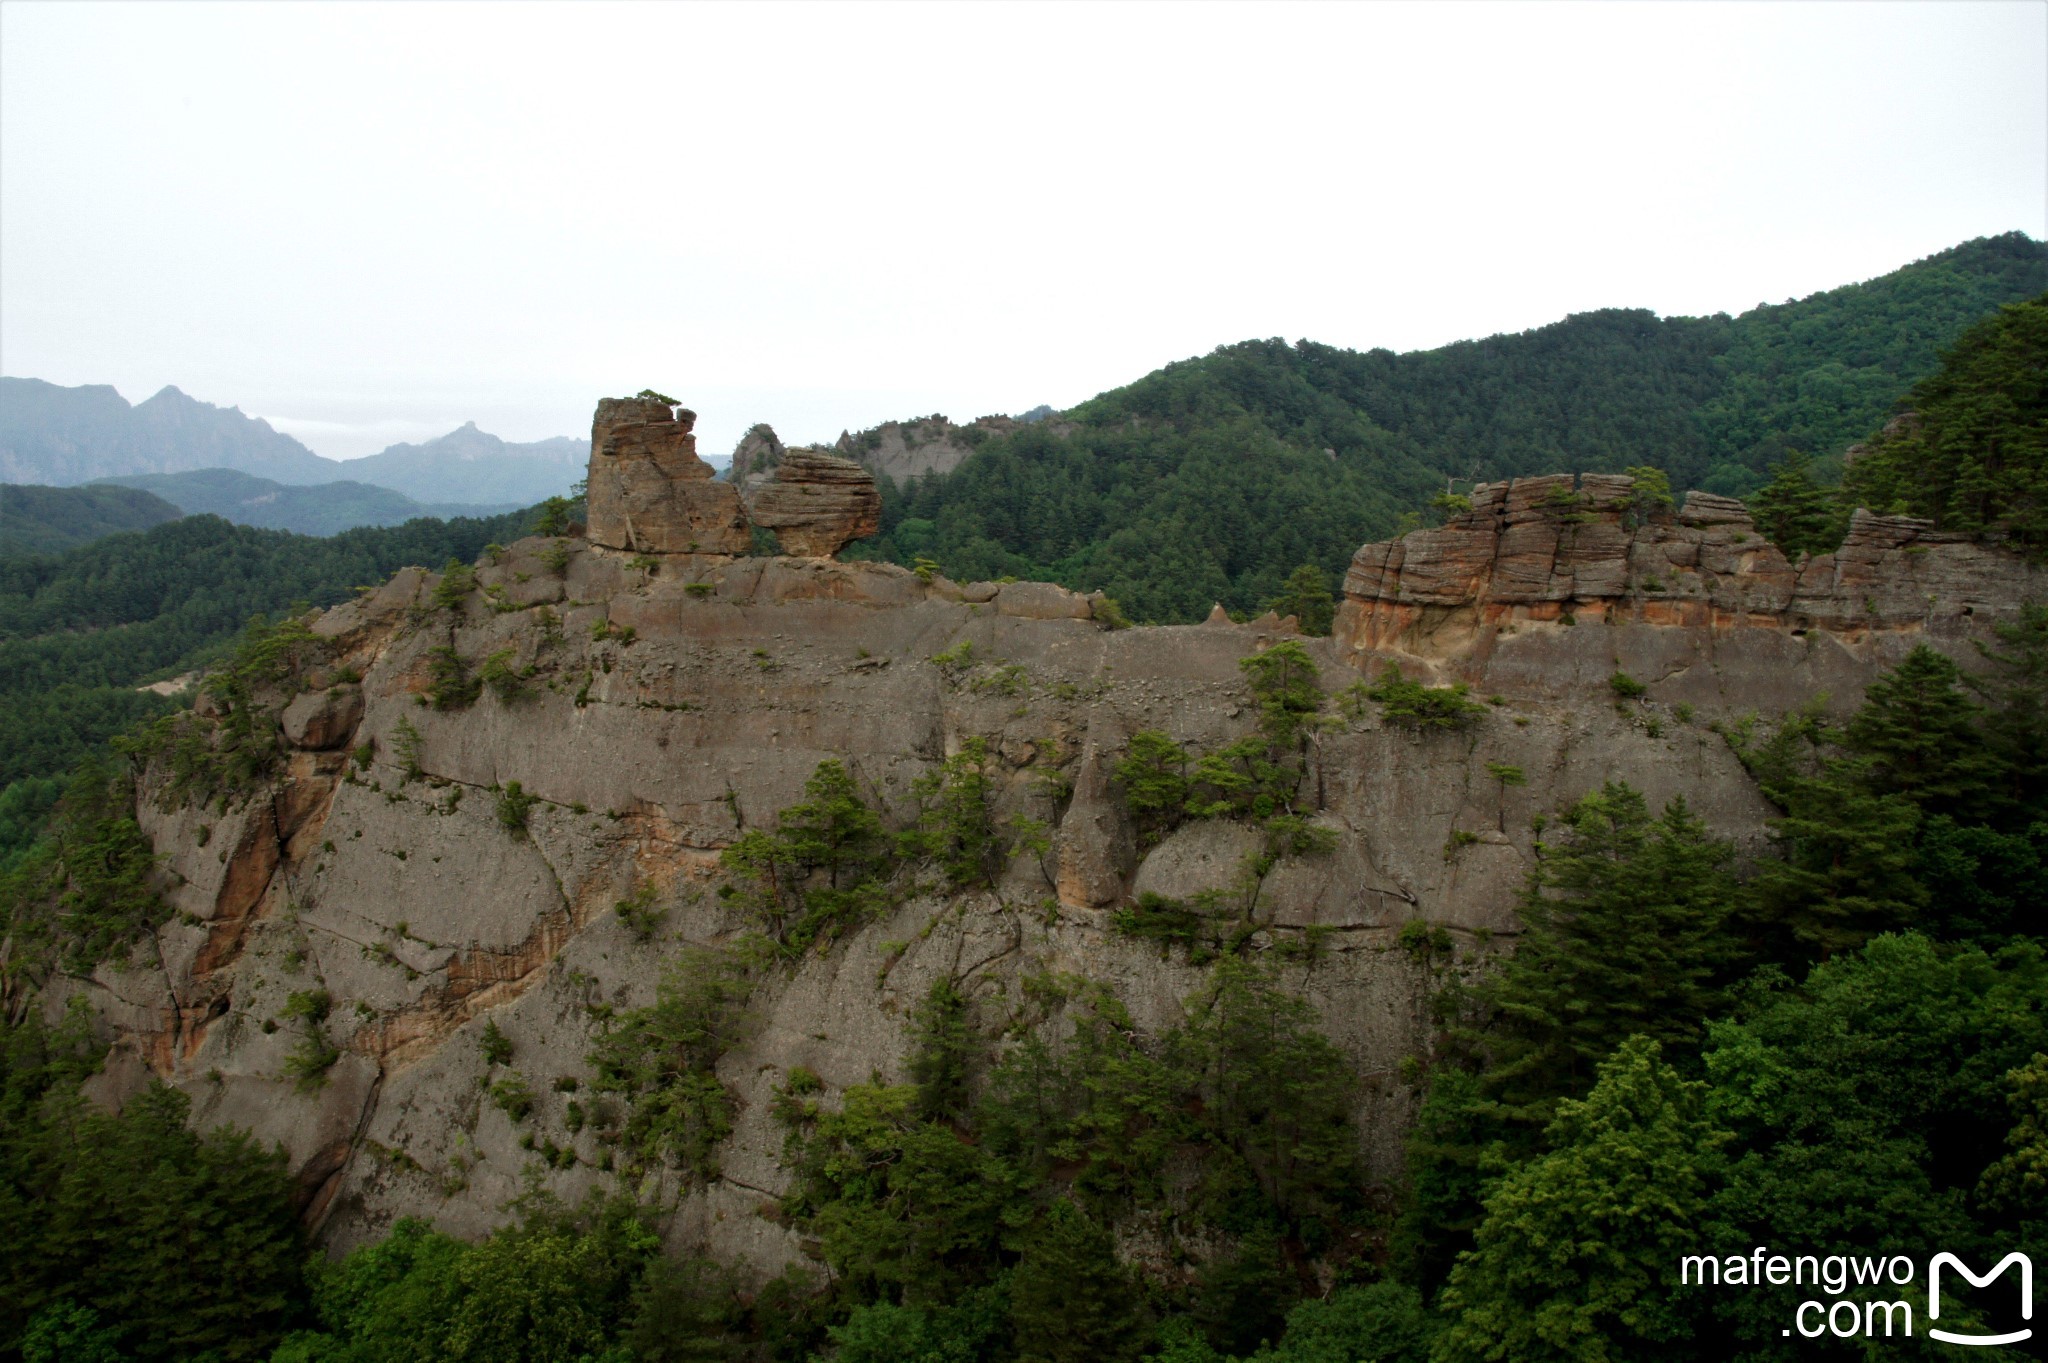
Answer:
1679 1248 2033 1346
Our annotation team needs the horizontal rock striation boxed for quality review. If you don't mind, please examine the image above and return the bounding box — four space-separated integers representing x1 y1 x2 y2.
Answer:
589 397 882 559
585 398 751 555
744 449 882 557
1338 473 2038 657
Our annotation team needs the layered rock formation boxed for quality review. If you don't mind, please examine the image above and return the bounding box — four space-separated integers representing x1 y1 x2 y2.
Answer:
35 467 2039 1279
585 398 751 555
1337 472 2039 713
590 397 882 559
744 449 881 557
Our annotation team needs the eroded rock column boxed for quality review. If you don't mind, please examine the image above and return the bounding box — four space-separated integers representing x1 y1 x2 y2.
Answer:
585 397 752 554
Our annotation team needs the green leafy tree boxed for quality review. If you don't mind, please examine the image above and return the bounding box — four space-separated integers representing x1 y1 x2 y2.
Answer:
908 977 974 1124
1431 1037 1724 1363
1357 664 1485 731
824 1288 1009 1363
529 496 574 537
1241 640 1324 750
1620 465 1674 529
778 758 885 889
1839 643 1997 817
1404 785 1739 1289
1112 731 1195 836
1244 1281 1433 1363
587 948 753 1177
1485 762 1526 832
1479 785 1740 1123
906 738 1001 887
1979 1051 2048 1217
1175 958 1361 1231
784 1083 1022 1304
1696 933 2048 1356
1975 602 2048 820
2 1081 304 1362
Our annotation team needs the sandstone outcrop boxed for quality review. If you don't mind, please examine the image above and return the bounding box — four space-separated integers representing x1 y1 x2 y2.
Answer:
1337 472 2039 712
726 423 785 490
35 467 2041 1280
589 398 882 559
742 449 881 557
585 397 751 555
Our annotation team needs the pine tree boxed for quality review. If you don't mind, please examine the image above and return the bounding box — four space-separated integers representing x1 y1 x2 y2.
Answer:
1008 1200 1149 1363
908 978 973 1124
779 758 884 889
1263 564 1336 636
1477 785 1740 1124
1974 603 2048 824
1839 644 1996 818
1745 451 1844 558
1749 762 1925 957
1842 295 2048 552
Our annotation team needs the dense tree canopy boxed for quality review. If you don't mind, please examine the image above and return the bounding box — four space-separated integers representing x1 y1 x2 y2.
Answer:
849 235 2043 619
1842 294 2048 553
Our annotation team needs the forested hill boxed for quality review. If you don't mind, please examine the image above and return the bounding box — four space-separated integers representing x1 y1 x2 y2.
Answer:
0 483 183 556
851 232 2045 622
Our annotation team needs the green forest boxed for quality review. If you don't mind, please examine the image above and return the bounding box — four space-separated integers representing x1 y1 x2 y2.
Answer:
0 484 182 557
848 234 2045 622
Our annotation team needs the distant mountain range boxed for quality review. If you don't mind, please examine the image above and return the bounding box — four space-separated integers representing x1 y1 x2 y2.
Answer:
94 468 518 537
0 379 586 506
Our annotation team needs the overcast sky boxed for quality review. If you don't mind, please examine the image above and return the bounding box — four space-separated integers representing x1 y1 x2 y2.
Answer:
2 2 2043 460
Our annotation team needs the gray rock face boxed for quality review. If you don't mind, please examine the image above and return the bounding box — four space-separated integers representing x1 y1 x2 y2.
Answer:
44 476 2041 1279
281 686 364 750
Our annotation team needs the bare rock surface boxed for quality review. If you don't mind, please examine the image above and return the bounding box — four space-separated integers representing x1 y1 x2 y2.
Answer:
1338 472 2041 715
585 398 751 555
743 449 882 557
281 685 364 749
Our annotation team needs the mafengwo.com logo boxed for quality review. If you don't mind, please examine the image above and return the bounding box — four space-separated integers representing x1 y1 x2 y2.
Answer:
1680 1248 2033 1346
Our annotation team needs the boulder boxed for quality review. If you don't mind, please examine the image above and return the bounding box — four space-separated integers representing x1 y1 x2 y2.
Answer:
586 398 752 555
744 450 881 557
282 686 364 750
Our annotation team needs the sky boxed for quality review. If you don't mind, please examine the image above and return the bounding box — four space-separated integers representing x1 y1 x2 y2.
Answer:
2 2 2043 461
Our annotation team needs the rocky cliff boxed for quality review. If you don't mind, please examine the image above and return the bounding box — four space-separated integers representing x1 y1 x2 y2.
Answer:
38 432 2041 1277
1336 472 2037 715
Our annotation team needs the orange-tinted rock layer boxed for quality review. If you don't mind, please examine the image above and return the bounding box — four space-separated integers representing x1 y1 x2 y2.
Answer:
1337 473 2036 655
